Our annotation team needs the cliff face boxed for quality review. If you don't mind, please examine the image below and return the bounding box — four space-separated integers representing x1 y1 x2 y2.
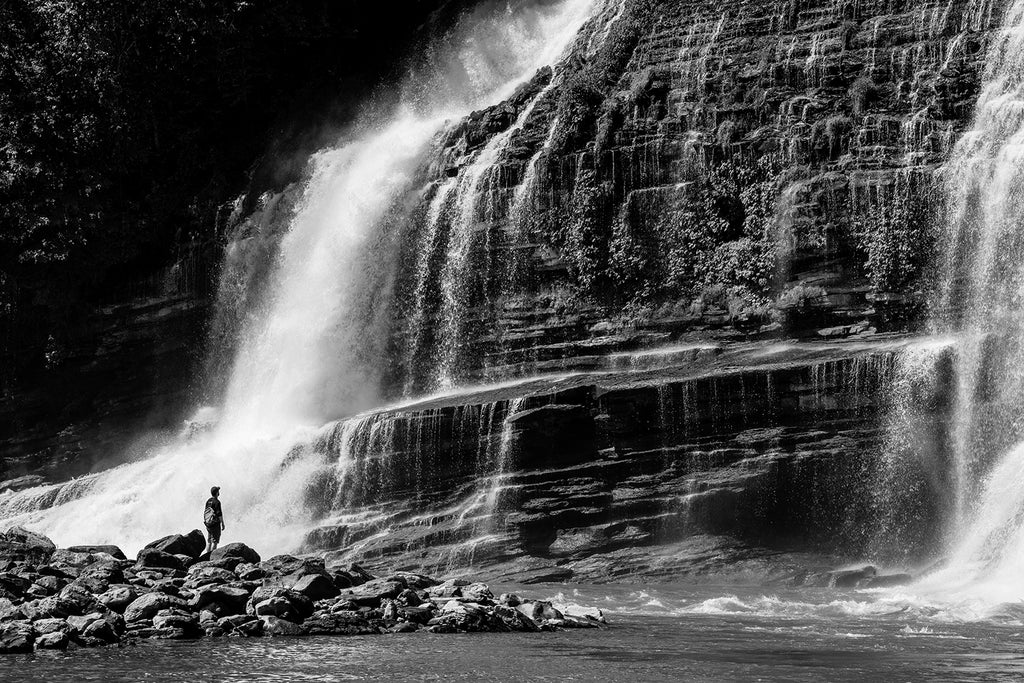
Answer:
391 0 988 393
295 0 987 576
2 0 996 577
299 337 956 581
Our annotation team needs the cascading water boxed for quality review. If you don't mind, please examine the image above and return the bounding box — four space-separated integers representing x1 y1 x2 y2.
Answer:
884 0 1024 605
0 0 602 556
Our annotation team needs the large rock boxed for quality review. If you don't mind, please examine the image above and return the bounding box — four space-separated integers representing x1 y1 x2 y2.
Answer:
261 616 307 636
0 621 34 653
292 574 339 601
152 608 198 631
66 545 127 560
210 543 260 565
248 587 313 622
144 531 206 559
135 548 186 572
0 527 55 565
56 583 100 615
340 578 404 607
35 631 69 649
123 592 186 623
303 612 376 636
97 586 140 613
191 585 250 616
183 566 236 589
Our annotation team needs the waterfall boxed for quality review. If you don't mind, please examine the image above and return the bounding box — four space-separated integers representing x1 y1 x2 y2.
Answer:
0 0 602 556
889 0 1024 603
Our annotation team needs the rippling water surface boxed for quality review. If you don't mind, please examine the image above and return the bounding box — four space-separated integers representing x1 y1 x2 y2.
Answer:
5 584 1024 682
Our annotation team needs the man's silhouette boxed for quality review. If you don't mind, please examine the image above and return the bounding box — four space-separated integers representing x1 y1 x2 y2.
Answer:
204 486 225 554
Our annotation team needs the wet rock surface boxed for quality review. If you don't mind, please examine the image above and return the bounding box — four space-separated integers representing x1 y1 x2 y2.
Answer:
0 529 608 653
300 337 945 581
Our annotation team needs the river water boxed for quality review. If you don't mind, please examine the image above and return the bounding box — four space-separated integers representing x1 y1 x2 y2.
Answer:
5 583 1024 682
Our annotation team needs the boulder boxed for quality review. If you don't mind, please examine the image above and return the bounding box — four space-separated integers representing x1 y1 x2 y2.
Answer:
261 616 307 636
292 574 339 601
81 617 119 643
211 543 261 565
0 598 21 622
66 545 127 561
389 621 419 633
498 593 521 607
49 549 95 568
97 586 140 613
152 608 198 631
57 583 100 615
217 614 257 631
135 549 186 572
234 563 265 581
183 566 236 589
34 575 64 596
35 631 69 649
188 558 240 574
426 578 468 598
493 604 540 632
339 578 403 607
123 592 186 623
0 621 34 653
246 586 311 617
0 527 55 565
460 582 493 602
328 563 374 588
303 612 376 636
144 531 206 559
33 617 70 635
516 601 563 622
384 572 438 590
0 572 31 597
191 585 250 616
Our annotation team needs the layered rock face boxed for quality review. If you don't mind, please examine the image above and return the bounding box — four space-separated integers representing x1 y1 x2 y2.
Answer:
298 338 953 581
390 0 989 393
2 0 996 580
0 243 215 485
262 0 985 577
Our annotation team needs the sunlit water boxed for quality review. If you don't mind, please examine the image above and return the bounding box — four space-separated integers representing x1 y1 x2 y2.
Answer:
5 584 1024 681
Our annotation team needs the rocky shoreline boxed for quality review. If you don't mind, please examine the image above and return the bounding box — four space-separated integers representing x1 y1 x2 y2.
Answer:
0 527 606 653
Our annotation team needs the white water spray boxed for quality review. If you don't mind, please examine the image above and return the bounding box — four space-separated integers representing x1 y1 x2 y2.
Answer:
0 0 602 556
893 0 1024 605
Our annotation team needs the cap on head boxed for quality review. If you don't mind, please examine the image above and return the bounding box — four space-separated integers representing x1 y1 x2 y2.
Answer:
211 486 220 496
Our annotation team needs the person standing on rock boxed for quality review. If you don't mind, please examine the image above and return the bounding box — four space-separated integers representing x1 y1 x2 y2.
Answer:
204 486 225 554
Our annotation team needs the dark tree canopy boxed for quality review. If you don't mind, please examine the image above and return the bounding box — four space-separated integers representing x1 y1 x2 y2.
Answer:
0 0 458 378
